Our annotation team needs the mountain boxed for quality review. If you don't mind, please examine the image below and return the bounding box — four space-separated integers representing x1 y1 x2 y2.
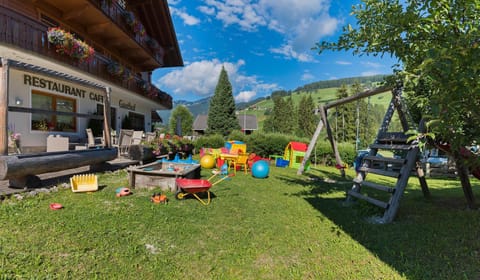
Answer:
294 74 388 92
157 96 268 124
157 97 211 124
157 75 390 125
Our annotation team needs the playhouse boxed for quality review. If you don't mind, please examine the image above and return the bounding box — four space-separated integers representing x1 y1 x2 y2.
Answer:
225 140 247 154
283 141 308 169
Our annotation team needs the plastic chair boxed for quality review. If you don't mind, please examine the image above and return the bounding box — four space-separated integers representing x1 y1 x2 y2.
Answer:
228 153 249 175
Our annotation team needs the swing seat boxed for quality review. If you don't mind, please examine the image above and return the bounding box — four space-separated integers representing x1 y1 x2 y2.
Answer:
335 163 347 169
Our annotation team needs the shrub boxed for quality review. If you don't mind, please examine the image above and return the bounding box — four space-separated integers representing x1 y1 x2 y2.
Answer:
311 141 356 166
193 134 224 150
246 132 291 158
227 130 247 143
312 141 334 165
192 131 356 167
337 142 356 166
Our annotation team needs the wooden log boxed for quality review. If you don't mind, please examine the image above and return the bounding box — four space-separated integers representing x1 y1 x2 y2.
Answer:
0 148 117 181
324 86 392 109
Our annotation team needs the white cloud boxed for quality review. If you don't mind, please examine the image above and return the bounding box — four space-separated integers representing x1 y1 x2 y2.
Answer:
198 0 340 61
362 61 381 68
198 6 215 15
360 71 382 76
336 61 352 65
270 44 314 62
155 59 278 102
301 72 315 81
235 90 256 102
169 6 201 26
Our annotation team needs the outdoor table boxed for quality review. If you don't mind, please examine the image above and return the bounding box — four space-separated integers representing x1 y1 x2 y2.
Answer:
220 153 238 167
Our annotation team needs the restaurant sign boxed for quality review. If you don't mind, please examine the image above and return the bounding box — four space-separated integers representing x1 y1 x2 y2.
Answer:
23 73 104 103
119 99 136 110
23 73 137 111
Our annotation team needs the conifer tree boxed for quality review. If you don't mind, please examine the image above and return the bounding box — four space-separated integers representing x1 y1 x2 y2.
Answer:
283 96 297 134
263 96 283 133
332 84 357 142
206 66 240 136
297 94 318 138
264 96 288 133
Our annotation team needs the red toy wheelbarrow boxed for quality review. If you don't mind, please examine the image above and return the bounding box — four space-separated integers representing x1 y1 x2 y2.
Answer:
175 173 230 205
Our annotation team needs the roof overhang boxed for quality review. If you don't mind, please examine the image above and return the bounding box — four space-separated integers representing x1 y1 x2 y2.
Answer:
129 0 183 67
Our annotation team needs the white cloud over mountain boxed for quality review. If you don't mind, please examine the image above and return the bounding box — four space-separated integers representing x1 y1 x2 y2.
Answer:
155 59 278 102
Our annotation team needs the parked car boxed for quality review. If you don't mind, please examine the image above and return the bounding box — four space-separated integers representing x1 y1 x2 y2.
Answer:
354 150 390 170
425 156 449 168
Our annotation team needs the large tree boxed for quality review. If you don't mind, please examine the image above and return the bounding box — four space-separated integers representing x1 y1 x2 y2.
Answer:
283 96 297 134
315 0 480 207
333 84 357 142
263 95 297 134
169 105 193 136
297 94 318 138
206 66 240 136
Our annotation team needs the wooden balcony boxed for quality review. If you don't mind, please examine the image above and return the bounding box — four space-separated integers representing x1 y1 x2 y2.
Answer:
24 0 165 69
0 7 172 109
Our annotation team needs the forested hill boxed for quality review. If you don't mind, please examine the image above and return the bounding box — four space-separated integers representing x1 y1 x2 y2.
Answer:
158 74 390 123
294 74 389 93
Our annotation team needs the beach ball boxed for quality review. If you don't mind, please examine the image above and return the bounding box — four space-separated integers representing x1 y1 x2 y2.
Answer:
252 160 270 178
200 154 215 169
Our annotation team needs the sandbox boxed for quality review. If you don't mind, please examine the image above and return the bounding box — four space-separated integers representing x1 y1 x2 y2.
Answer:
126 160 201 192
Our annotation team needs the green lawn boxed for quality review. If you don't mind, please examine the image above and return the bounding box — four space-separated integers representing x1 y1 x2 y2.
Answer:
0 165 479 279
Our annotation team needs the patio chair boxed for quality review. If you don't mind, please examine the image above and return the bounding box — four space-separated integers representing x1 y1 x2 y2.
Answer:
117 129 134 157
145 132 156 143
86 128 104 149
131 130 144 145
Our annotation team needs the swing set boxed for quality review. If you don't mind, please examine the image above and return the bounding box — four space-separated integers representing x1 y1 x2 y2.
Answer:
298 84 431 223
298 83 479 223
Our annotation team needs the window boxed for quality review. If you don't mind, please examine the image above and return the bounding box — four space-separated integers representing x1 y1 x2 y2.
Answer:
31 90 76 132
128 112 144 131
96 104 117 129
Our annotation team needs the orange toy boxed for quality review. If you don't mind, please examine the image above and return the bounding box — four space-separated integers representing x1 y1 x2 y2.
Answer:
151 193 168 204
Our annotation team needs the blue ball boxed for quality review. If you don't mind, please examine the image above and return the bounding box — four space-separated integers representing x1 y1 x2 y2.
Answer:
252 160 270 178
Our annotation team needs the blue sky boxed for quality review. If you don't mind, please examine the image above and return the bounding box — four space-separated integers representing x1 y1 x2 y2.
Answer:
153 0 399 103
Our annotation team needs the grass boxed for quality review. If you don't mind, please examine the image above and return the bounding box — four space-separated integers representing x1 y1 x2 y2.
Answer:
0 165 479 279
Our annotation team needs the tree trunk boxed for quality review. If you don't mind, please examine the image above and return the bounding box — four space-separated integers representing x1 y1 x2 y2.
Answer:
454 154 477 209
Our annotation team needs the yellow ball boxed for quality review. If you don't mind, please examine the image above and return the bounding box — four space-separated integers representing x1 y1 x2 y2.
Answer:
200 155 215 169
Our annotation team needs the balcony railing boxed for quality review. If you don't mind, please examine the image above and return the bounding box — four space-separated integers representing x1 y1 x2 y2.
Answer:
89 0 164 65
0 7 172 109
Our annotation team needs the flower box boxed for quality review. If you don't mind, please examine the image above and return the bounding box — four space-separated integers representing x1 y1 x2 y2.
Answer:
47 27 94 63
